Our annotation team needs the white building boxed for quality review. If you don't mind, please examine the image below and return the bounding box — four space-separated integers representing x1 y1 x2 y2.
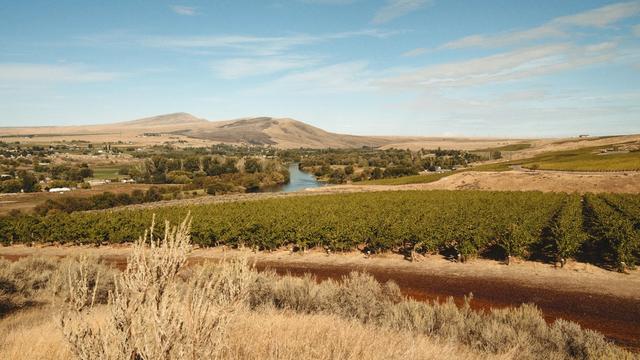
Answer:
49 187 71 193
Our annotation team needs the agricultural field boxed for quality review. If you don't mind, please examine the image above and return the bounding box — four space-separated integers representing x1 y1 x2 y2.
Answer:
89 166 123 180
2 190 639 271
476 143 533 152
518 145 640 172
359 171 460 185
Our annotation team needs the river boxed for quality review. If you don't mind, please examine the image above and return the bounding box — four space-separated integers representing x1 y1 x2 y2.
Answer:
266 163 323 193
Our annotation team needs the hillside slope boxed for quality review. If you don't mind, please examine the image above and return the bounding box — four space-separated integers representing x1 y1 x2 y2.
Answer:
0 113 414 148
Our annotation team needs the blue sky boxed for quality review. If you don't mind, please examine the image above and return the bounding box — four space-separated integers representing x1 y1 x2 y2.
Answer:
1 0 639 137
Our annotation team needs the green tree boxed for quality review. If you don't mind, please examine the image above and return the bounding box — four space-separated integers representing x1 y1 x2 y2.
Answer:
371 167 383 180
244 158 262 174
18 170 40 192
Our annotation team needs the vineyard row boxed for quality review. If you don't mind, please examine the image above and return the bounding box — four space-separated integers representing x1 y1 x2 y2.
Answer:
1 190 638 270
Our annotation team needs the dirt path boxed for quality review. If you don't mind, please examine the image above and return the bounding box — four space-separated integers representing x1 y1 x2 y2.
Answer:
2 246 639 349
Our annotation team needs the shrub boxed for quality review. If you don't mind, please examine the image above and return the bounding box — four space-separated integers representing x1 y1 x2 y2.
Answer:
59 215 250 360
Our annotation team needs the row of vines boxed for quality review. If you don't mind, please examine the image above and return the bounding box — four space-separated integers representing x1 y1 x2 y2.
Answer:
1 190 639 269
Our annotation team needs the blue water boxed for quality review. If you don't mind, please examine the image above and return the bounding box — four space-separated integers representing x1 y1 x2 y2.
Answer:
273 163 323 192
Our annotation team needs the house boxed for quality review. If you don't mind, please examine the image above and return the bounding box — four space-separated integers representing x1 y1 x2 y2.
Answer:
49 187 71 193
88 179 111 186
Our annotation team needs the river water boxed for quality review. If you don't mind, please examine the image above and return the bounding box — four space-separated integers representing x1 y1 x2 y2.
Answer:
268 163 323 193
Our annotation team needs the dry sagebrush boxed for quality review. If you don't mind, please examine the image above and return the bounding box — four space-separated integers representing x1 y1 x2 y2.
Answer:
59 215 254 360
244 270 634 359
0 256 115 317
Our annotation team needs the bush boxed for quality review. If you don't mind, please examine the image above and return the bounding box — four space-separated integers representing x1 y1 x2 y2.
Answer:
60 216 247 360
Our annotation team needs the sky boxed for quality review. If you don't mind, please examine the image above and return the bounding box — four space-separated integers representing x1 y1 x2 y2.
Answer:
0 0 639 137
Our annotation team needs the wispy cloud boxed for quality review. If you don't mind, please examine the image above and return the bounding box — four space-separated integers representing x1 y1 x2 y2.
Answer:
442 1 640 50
380 43 616 89
498 89 548 103
256 61 374 94
141 29 395 56
406 89 640 137
297 0 358 4
212 56 320 79
633 24 640 36
402 47 428 57
552 1 640 28
372 0 431 24
0 63 120 83
170 5 197 16
443 25 566 50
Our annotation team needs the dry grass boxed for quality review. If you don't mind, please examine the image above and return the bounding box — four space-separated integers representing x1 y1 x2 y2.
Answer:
0 306 511 360
0 215 637 359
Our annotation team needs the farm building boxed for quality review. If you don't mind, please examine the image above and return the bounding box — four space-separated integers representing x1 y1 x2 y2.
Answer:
49 187 71 193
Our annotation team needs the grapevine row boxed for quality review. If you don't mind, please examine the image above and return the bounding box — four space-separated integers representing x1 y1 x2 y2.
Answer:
583 194 640 270
1 190 638 269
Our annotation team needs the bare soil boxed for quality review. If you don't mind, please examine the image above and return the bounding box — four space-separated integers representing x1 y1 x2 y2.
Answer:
313 170 640 194
1 246 639 349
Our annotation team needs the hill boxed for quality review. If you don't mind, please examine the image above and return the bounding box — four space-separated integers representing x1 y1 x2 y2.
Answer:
0 112 426 148
0 112 536 149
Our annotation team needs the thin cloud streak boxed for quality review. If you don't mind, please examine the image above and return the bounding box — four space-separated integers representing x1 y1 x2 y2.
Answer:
551 1 640 28
372 0 431 24
380 43 617 89
0 63 120 83
250 61 375 94
441 1 640 50
141 29 396 56
297 0 358 4
443 25 567 50
170 5 197 16
402 47 428 57
212 56 321 79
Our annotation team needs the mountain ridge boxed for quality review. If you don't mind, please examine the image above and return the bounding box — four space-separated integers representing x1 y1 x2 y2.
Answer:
0 112 537 150
0 112 407 148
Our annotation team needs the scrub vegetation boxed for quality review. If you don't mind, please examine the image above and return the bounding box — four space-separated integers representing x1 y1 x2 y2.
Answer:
0 217 635 360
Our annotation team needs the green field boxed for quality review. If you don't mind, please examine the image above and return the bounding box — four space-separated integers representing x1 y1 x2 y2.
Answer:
360 171 460 185
91 166 122 180
519 147 640 171
467 162 513 172
2 190 639 269
475 143 532 152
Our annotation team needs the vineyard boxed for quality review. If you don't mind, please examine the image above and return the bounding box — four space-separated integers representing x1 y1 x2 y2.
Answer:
1 190 639 270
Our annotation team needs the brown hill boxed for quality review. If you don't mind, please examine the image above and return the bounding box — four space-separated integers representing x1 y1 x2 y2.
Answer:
116 112 209 128
172 116 397 148
0 112 525 150
0 113 407 148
